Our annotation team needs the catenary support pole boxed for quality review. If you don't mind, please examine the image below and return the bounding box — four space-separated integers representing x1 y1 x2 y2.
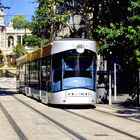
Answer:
109 70 112 105
114 63 117 100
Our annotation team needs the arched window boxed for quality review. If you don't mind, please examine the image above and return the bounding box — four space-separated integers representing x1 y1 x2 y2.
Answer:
17 35 21 44
0 50 3 62
8 36 14 48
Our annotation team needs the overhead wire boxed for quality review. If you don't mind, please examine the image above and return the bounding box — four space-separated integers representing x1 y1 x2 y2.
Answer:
4 0 15 24
4 0 37 24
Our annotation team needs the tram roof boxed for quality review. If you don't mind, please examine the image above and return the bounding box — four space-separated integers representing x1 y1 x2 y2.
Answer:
54 38 95 41
52 38 96 54
42 43 52 57
30 47 41 61
16 43 52 64
16 38 96 64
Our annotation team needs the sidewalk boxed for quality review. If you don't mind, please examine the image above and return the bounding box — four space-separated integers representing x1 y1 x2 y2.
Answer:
96 94 140 122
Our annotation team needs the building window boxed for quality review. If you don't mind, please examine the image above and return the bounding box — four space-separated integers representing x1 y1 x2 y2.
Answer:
8 36 14 48
17 35 21 44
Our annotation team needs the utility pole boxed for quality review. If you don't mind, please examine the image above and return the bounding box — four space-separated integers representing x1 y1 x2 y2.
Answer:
108 51 112 105
109 70 112 105
114 63 117 100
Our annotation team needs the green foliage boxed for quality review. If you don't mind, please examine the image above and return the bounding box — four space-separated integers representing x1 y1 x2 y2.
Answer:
0 70 5 77
96 0 140 67
30 0 70 42
95 0 140 103
96 23 126 52
10 14 27 29
127 25 140 46
128 0 140 22
13 43 27 59
23 35 48 48
135 49 140 65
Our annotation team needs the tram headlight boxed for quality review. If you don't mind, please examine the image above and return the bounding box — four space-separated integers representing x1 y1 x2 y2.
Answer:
76 44 85 53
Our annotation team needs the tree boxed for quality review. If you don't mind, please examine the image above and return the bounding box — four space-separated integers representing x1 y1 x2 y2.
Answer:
23 35 48 48
10 14 27 29
63 0 93 38
62 0 129 39
13 43 27 58
30 0 129 40
95 0 140 65
127 0 140 105
95 0 140 103
127 0 140 65
30 0 70 42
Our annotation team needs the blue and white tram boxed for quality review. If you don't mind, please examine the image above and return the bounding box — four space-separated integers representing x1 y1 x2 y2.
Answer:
16 38 97 105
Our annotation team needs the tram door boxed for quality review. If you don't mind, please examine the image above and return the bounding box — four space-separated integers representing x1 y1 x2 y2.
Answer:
41 56 51 103
46 57 51 92
41 56 51 92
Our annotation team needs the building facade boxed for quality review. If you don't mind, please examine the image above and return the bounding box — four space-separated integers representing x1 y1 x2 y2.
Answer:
0 9 31 56
0 9 31 76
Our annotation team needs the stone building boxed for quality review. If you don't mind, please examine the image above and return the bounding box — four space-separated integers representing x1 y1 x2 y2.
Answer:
0 9 31 55
0 9 31 76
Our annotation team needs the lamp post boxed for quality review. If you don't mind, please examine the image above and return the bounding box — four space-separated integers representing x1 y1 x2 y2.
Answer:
108 51 112 105
114 63 117 100
109 69 112 105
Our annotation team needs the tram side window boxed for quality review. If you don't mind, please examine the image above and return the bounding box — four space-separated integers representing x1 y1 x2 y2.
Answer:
30 60 40 89
25 62 30 86
21 64 25 82
93 55 96 90
52 54 62 92
41 58 47 90
19 64 25 87
16 66 20 80
52 55 62 83
46 58 51 92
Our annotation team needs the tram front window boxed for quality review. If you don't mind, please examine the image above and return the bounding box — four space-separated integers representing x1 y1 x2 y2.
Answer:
63 55 92 79
52 50 96 92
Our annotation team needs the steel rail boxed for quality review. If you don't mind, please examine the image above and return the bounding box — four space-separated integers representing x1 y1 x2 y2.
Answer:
0 101 27 140
64 109 140 140
11 94 87 140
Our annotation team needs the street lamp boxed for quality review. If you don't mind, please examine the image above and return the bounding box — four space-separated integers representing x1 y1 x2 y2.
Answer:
108 51 112 105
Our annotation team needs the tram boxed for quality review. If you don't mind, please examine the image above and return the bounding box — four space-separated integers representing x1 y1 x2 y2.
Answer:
16 38 97 105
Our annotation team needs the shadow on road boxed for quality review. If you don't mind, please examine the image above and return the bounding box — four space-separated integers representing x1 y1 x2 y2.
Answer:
0 88 18 96
48 104 96 110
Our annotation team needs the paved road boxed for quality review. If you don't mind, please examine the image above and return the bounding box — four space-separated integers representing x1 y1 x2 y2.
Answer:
0 78 140 140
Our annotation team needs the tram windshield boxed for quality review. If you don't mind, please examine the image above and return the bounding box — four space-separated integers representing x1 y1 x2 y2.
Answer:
52 50 96 92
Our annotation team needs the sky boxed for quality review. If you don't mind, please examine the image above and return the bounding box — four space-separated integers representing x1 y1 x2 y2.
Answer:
2 0 38 25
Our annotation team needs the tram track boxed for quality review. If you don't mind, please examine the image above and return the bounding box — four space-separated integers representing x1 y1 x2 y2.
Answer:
95 105 140 123
64 109 140 140
6 91 87 140
0 100 27 140
6 90 140 140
